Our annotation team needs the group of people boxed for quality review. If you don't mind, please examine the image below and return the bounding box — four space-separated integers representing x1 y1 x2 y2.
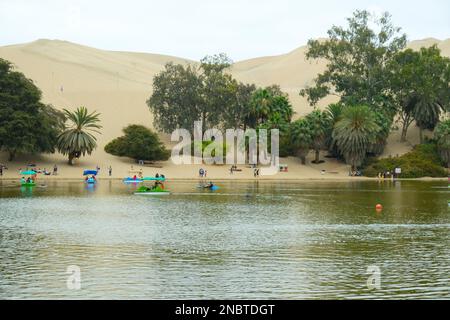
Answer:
85 175 97 182
32 168 51 175
349 170 362 177
229 165 241 175
20 177 34 184
377 171 398 179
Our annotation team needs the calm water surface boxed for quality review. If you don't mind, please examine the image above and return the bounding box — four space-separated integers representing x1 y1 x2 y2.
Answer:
0 179 449 299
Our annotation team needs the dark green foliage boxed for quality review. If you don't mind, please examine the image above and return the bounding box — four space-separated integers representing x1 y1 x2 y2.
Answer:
247 87 293 129
333 105 380 170
191 140 229 160
325 103 345 157
147 63 204 133
434 120 450 168
105 125 169 161
363 144 447 178
300 10 406 116
57 107 102 165
0 58 65 160
289 118 313 164
304 109 331 163
390 46 450 142
148 55 294 135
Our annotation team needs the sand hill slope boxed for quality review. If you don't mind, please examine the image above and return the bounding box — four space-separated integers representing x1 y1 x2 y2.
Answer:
0 38 448 179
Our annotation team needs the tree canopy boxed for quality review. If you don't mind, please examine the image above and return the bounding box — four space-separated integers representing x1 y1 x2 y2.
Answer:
434 119 450 169
332 105 380 171
0 58 65 160
148 56 293 135
389 46 450 142
300 10 407 115
57 107 102 165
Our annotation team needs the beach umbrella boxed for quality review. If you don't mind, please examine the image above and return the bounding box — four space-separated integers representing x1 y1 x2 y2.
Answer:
83 170 98 176
20 170 37 175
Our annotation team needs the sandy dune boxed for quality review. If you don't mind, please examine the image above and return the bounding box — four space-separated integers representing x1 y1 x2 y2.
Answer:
0 38 448 180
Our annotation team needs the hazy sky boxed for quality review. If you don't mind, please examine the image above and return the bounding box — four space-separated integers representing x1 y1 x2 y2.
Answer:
1 0 449 61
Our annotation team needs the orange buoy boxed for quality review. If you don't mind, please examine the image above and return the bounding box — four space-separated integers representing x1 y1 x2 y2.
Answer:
376 204 383 211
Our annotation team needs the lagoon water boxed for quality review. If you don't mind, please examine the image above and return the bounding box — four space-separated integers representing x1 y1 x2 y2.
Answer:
0 180 449 299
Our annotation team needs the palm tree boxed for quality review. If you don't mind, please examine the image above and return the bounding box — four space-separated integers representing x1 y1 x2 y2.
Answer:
248 89 272 127
325 103 344 157
413 98 444 143
290 119 312 165
57 107 102 165
434 119 450 171
304 109 331 163
332 105 380 172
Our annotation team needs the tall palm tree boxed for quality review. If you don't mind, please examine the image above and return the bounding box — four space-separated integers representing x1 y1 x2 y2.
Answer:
325 103 344 157
57 107 102 165
413 97 444 143
290 119 313 165
305 109 331 163
332 105 380 172
248 89 272 127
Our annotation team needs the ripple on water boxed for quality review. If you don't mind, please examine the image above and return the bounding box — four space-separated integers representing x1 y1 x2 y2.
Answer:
0 180 449 299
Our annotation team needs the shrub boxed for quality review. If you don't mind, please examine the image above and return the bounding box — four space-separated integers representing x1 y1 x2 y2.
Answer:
191 140 229 163
105 125 170 161
363 143 447 178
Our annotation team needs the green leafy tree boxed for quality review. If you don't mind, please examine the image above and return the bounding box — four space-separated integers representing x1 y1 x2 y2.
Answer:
200 69 238 130
0 58 64 160
304 110 331 163
148 55 248 134
332 105 380 171
147 63 203 133
390 46 450 142
105 125 169 162
300 10 406 116
222 82 256 130
57 107 102 165
434 120 450 169
200 53 232 75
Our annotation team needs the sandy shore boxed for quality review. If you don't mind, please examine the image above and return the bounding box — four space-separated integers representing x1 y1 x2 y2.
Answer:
1 151 446 182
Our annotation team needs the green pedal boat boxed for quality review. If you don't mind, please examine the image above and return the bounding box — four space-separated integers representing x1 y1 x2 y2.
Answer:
134 185 170 195
21 182 36 187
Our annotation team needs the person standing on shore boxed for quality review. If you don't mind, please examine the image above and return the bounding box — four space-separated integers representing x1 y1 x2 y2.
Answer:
108 166 112 176
53 164 58 176
0 166 3 176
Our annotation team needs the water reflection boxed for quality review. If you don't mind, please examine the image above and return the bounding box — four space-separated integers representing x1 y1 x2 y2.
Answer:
0 180 449 299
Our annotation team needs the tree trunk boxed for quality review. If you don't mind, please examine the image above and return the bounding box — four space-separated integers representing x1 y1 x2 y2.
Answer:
419 128 424 144
301 156 306 165
401 122 408 142
8 150 16 161
314 149 320 163
400 113 412 143
68 153 75 165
